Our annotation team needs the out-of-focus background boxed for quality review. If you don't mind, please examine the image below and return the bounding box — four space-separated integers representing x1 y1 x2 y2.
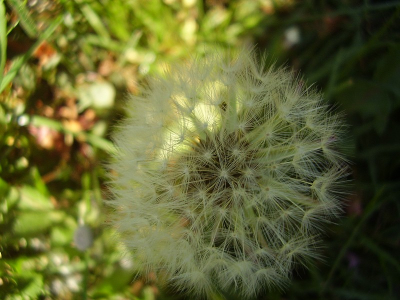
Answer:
1 0 400 299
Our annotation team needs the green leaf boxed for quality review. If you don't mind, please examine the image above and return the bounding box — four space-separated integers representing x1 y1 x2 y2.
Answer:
51 225 74 246
13 211 53 235
13 210 65 235
20 273 44 298
18 185 54 211
90 268 136 298
30 167 50 197
0 176 9 195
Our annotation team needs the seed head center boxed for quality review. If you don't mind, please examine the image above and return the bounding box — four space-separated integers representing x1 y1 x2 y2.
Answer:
220 169 229 179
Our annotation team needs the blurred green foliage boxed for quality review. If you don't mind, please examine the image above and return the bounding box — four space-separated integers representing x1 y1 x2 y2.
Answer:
1 0 400 299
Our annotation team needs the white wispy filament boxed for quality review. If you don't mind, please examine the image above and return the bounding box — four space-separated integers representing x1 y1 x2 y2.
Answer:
107 48 348 299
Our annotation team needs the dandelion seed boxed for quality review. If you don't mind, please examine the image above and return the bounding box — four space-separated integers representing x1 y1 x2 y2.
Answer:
107 47 349 299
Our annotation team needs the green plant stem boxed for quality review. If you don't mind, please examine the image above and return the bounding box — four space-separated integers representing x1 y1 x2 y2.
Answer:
321 187 384 294
22 114 117 155
83 251 89 300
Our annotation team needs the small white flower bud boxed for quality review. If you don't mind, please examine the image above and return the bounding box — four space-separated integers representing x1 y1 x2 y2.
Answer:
73 225 93 251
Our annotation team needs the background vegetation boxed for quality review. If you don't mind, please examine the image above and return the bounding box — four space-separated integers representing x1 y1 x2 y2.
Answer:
1 0 399 299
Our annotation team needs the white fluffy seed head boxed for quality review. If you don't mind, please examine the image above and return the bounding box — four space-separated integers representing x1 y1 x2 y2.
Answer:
107 47 348 299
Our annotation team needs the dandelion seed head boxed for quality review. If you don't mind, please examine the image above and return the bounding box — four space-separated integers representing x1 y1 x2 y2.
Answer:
107 47 348 299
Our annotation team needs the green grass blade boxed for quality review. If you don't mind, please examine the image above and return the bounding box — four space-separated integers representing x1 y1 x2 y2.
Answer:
0 15 62 92
325 49 345 101
0 0 7 88
360 236 400 273
321 188 385 293
6 0 38 38
80 4 110 40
